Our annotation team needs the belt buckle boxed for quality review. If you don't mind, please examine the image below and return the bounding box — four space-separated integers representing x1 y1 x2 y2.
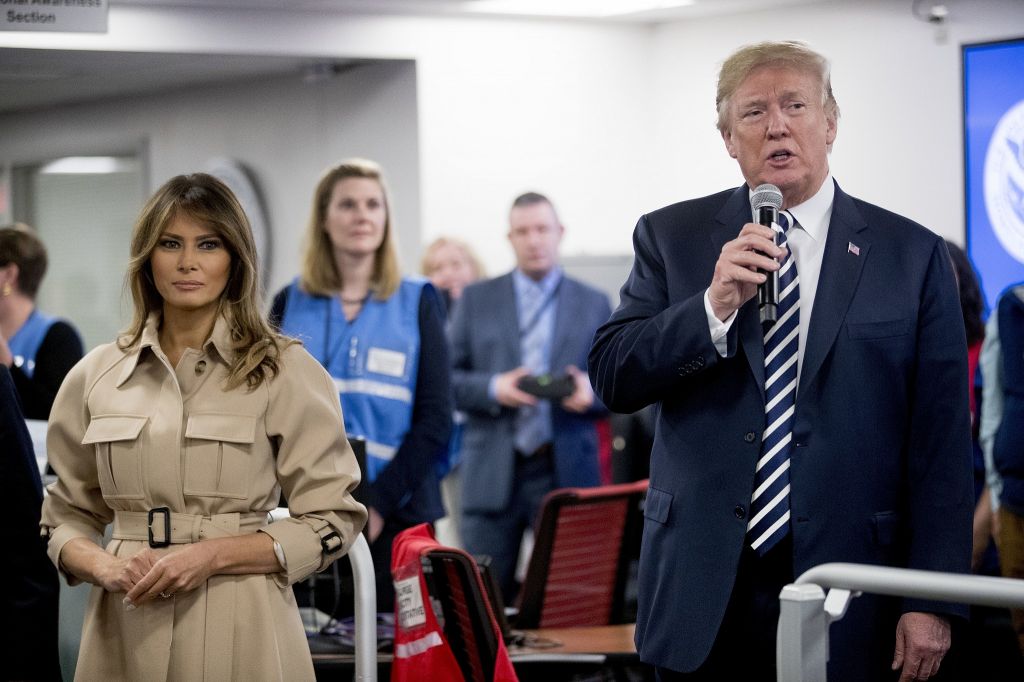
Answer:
148 507 171 548
320 531 341 555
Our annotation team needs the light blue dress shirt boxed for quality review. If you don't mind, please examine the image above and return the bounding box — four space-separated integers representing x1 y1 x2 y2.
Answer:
487 267 563 455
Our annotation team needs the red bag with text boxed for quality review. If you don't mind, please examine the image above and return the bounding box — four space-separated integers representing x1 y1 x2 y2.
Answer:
390 523 518 682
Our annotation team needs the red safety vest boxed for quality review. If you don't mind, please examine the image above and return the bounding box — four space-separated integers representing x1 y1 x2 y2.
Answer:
390 523 518 682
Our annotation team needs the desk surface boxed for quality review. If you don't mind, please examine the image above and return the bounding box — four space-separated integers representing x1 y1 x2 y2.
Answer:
310 623 637 667
513 624 636 656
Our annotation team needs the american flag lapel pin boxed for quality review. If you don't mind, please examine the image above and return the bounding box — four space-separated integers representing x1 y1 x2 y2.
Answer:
848 242 861 256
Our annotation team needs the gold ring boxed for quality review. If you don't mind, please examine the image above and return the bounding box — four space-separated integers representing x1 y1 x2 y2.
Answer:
159 591 172 599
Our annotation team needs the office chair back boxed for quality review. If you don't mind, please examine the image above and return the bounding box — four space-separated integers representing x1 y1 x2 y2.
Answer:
515 479 648 629
422 550 499 682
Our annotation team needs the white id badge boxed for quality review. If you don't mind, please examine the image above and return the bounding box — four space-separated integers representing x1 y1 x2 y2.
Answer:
367 347 407 377
395 575 427 628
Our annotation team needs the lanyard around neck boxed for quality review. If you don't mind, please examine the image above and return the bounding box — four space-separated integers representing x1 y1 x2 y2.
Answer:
518 278 562 339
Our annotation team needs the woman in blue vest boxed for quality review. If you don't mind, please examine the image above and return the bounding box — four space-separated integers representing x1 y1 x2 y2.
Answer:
271 159 452 611
0 224 84 420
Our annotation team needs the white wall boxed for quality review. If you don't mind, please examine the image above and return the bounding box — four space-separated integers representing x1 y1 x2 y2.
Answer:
649 0 1024 246
412 19 657 276
1 0 1023 279
0 60 421 298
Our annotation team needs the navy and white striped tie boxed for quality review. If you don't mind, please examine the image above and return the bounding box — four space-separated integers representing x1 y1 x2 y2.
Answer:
747 211 799 555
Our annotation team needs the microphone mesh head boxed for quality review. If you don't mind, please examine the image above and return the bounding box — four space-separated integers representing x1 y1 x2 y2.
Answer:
751 184 783 211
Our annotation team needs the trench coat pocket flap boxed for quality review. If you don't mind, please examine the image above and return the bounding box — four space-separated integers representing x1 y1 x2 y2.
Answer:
186 414 257 444
82 415 148 444
847 318 911 340
871 511 901 546
644 486 672 525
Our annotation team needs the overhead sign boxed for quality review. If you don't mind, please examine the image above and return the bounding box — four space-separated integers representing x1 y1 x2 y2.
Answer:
1 0 108 33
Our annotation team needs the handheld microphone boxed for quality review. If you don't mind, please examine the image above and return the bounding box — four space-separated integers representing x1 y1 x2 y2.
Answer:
751 183 784 328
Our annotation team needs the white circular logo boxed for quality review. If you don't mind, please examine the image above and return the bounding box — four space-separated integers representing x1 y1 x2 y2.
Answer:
204 157 272 288
985 100 1024 264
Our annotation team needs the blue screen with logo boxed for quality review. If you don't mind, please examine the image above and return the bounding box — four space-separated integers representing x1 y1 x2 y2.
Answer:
964 38 1024 310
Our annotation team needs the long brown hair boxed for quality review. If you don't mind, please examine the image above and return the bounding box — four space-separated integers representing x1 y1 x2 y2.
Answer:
121 173 293 389
299 158 401 299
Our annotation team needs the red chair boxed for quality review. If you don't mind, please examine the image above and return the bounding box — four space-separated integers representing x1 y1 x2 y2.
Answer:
422 549 502 682
391 524 518 682
513 479 648 629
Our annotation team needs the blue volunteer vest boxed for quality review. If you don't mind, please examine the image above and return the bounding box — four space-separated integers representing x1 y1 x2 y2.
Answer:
9 309 58 379
280 277 424 483
994 288 1024 514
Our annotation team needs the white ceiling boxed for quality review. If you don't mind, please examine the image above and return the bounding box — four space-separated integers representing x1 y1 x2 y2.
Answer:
0 0 833 114
0 49 365 113
113 0 832 22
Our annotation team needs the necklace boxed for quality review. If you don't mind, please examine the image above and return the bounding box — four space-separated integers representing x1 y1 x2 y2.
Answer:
340 295 366 305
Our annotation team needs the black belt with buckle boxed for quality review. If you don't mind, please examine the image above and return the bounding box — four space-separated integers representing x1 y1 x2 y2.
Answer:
148 507 171 548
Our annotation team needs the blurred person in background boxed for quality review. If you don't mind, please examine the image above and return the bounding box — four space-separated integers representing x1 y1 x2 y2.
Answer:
981 281 1024 657
948 242 1024 678
0 223 84 420
450 191 610 600
41 173 366 680
945 240 994 574
421 236 485 547
272 159 452 612
421 236 484 315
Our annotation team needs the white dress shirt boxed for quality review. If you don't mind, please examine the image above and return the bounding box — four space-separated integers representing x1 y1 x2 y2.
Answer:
704 175 836 390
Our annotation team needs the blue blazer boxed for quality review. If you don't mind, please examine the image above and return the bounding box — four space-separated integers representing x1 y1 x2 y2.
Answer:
589 182 973 678
450 272 612 515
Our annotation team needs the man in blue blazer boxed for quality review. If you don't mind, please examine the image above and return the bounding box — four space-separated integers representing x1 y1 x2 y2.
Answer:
589 42 972 681
451 192 611 599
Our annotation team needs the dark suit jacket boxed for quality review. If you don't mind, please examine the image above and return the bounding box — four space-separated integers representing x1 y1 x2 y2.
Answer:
1 364 61 680
451 271 612 514
589 182 973 677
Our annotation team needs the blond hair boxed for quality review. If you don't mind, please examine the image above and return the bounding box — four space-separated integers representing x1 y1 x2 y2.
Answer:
299 158 401 299
420 236 485 281
716 40 840 134
120 173 293 390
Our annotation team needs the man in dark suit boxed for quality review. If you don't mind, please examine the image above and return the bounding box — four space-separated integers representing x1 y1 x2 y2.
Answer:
450 192 611 599
589 41 972 681
1 363 61 680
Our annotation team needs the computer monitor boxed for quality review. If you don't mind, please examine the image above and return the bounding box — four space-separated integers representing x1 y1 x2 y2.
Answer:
473 554 516 645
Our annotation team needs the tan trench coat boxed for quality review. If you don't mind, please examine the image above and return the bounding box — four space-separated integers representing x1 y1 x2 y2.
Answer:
40 316 367 681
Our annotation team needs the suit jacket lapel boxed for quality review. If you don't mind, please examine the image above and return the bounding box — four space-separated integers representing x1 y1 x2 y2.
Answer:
497 273 522 367
550 277 573 372
798 181 870 397
712 186 766 402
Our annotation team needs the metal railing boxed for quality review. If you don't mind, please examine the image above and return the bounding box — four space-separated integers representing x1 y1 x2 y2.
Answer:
776 562 1024 682
348 533 378 682
270 509 377 681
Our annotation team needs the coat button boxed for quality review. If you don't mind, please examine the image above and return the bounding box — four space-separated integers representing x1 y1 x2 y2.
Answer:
195 360 207 375
744 431 756 443
734 505 746 519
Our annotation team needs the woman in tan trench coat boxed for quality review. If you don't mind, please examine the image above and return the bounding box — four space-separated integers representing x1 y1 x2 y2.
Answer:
40 173 367 681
